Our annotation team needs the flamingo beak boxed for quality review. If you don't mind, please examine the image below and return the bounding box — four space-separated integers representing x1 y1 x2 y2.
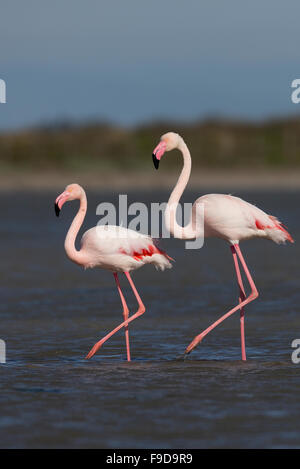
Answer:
54 202 60 217
152 141 167 170
152 153 159 170
54 191 69 217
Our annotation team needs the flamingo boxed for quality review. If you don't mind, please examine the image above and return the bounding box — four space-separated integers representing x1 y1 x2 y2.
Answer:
54 183 172 361
152 132 294 360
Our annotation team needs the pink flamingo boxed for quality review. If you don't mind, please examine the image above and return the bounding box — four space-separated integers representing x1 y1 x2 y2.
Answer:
152 132 294 360
55 183 172 361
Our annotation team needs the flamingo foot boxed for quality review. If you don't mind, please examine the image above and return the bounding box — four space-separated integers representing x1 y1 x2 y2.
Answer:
85 340 105 359
184 334 204 355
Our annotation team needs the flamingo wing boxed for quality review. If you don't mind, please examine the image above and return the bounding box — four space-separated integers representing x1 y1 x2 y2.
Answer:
236 197 294 244
81 225 173 271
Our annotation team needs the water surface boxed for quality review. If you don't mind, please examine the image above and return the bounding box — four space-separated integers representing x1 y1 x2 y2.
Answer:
0 190 299 448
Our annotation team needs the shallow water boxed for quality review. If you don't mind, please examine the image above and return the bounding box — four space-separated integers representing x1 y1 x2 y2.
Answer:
0 189 300 448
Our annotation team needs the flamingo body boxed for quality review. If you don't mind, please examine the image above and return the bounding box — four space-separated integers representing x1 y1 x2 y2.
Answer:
195 193 293 244
55 184 172 362
80 225 172 272
152 132 293 360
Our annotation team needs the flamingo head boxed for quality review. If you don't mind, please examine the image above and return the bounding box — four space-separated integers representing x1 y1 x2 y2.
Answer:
152 132 181 169
54 183 83 217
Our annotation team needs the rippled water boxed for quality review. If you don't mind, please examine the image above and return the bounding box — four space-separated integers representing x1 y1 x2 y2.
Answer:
0 189 300 448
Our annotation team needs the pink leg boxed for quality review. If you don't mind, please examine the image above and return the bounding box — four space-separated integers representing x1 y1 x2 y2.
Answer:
185 243 258 356
114 272 131 362
231 245 247 361
86 272 146 359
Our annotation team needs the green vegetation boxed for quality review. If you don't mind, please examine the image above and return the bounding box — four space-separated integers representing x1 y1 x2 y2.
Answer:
1 117 300 170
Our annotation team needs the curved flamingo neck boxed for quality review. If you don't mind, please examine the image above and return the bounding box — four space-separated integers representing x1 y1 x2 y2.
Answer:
168 140 192 208
64 191 87 265
165 139 202 240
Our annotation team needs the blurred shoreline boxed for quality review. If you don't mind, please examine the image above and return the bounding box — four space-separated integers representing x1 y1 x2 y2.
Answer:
1 168 300 192
2 117 300 192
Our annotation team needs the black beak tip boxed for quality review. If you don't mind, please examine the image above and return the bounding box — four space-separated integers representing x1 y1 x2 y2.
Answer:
54 202 60 217
152 153 160 170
